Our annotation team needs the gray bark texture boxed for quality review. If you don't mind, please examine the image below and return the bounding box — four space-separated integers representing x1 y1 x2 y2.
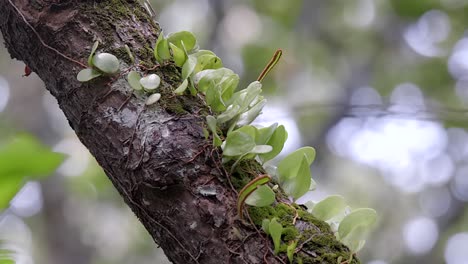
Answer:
0 1 358 263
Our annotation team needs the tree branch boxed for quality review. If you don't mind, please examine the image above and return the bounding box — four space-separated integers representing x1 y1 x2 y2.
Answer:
0 1 358 263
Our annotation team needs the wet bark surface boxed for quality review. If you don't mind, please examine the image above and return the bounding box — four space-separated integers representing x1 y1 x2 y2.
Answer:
0 1 358 263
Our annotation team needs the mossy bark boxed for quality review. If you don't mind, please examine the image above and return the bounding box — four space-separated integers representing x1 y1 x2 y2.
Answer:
0 1 359 263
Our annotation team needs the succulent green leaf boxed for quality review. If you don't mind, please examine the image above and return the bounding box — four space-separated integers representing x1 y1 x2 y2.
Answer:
140 74 161 91
154 33 171 62
258 125 288 163
244 185 275 207
262 219 271 235
269 218 283 255
278 147 316 182
235 125 257 139
124 44 135 63
205 82 225 112
77 68 101 82
219 74 239 102
92 53 120 74
237 98 266 126
182 56 197 79
255 123 278 145
311 195 347 221
195 54 222 73
342 238 366 253
223 130 255 157
169 43 187 67
281 155 312 200
192 49 216 58
338 208 377 240
249 145 273 154
167 31 197 51
287 240 298 263
174 79 189 94
206 115 222 147
145 93 161 105
229 81 262 113
88 40 99 66
217 105 240 124
127 71 142 90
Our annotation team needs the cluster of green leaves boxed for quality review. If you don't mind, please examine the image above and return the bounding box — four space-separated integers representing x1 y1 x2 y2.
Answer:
72 29 377 259
261 217 298 262
305 196 377 253
0 134 64 211
157 30 377 258
77 41 120 82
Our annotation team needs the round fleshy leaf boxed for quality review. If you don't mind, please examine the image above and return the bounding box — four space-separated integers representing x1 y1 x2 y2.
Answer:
92 53 120 74
338 208 377 240
127 71 142 90
77 68 101 82
223 130 256 157
146 93 161 105
249 145 273 154
88 40 99 66
140 74 161 91
174 79 189 94
169 43 187 67
311 195 346 221
245 185 275 207
167 31 197 51
124 44 135 63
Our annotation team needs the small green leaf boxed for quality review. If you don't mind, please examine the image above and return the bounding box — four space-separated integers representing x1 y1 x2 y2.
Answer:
182 56 197 79
235 125 257 139
77 68 101 82
249 145 273 154
223 131 255 157
124 44 135 63
311 195 346 221
262 219 271 235
88 40 99 66
92 53 120 74
169 43 187 67
167 31 197 51
145 93 161 105
174 79 189 94
237 98 266 126
195 54 222 73
281 155 311 200
237 175 271 218
217 105 240 124
287 240 298 263
206 115 222 147
256 123 278 145
245 185 275 207
155 33 171 62
258 125 288 163
269 218 283 255
140 74 161 91
127 71 142 90
338 208 377 240
205 82 225 112
278 147 316 182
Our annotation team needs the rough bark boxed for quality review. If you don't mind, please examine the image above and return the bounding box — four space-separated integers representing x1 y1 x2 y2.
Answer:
0 1 358 263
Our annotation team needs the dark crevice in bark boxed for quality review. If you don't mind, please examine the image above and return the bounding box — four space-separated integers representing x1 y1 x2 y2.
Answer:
0 1 359 263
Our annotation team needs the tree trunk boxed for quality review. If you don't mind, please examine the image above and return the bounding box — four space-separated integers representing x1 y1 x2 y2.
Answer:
0 1 358 263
